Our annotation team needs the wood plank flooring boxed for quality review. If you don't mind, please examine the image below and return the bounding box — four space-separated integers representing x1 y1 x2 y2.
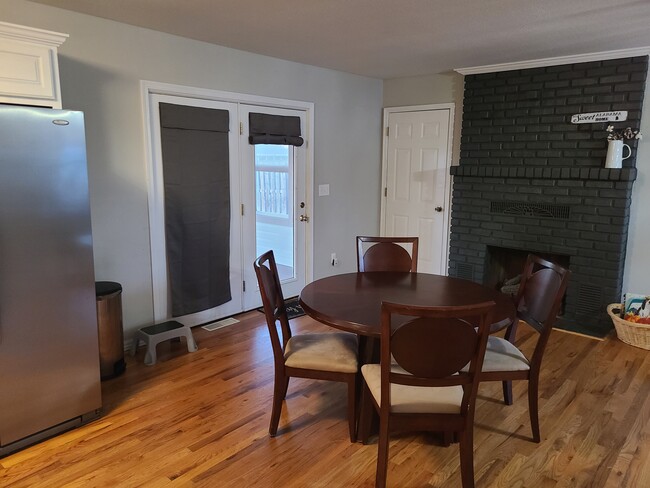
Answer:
1 311 649 487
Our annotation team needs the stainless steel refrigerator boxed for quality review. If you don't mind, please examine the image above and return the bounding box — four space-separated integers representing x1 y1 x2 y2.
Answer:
0 105 102 456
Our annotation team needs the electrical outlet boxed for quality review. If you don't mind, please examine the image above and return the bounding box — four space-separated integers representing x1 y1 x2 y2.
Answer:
330 253 339 266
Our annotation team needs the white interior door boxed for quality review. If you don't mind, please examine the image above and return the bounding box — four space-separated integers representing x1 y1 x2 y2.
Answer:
240 105 308 309
381 106 453 275
148 94 242 326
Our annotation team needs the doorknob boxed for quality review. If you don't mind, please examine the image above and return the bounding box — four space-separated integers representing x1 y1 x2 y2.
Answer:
435 206 443 212
299 214 309 222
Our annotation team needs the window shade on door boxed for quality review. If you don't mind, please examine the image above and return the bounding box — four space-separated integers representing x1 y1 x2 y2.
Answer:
159 102 232 316
248 112 304 146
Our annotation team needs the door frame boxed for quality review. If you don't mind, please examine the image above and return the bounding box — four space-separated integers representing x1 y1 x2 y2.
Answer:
141 80 314 322
380 103 455 275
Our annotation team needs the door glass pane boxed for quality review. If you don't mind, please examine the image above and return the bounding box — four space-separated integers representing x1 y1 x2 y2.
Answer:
255 144 295 281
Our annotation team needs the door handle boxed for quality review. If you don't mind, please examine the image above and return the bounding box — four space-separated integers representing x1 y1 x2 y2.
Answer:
435 206 443 212
299 214 309 222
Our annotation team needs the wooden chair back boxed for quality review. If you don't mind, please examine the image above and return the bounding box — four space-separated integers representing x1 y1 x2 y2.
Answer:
253 250 292 366
381 301 495 416
356 236 419 272
515 255 570 329
514 254 571 364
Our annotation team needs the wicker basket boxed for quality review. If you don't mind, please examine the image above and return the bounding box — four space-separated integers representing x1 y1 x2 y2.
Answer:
607 303 650 350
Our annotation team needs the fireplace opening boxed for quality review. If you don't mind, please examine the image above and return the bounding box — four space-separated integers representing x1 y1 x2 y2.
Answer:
484 246 570 314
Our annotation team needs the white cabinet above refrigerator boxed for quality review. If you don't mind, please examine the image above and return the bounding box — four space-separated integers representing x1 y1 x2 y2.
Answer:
0 21 68 109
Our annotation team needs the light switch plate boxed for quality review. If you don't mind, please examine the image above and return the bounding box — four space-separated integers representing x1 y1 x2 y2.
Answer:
318 184 330 196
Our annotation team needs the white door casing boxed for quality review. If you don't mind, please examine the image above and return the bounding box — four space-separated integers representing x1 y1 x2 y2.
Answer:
380 105 454 275
142 81 314 325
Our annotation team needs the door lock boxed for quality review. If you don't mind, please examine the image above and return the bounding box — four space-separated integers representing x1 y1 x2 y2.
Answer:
299 214 309 222
435 206 443 212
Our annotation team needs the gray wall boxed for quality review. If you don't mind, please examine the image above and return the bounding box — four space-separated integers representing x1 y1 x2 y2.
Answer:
385 70 650 302
384 72 465 168
3 0 383 336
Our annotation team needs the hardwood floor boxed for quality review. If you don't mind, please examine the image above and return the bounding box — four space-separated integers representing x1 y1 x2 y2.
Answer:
1 311 649 487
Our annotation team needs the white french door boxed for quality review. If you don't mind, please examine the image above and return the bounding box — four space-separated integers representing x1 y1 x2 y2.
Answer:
144 83 313 326
147 94 242 326
240 105 308 310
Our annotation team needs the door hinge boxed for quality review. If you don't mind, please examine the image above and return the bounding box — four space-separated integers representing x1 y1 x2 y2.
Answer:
243 280 246 292
386 126 389 137
384 187 387 197
240 122 243 135
241 203 244 216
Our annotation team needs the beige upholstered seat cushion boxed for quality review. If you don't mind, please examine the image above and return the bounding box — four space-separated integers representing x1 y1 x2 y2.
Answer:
361 364 463 414
284 332 358 373
481 336 530 372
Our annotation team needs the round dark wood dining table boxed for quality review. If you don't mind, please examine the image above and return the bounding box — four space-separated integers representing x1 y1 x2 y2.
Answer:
299 271 516 339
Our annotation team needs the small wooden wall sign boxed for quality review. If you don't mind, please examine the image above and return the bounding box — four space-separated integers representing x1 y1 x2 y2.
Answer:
571 111 628 124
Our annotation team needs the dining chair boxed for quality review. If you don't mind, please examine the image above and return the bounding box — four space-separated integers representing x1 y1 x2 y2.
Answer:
359 300 496 488
356 236 419 272
254 250 359 441
479 254 570 442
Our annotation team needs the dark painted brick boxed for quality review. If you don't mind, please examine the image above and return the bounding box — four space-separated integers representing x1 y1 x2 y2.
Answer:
618 62 649 73
540 115 568 124
540 80 569 89
454 56 644 336
614 82 646 92
600 74 631 84
570 77 598 86
583 104 614 112
596 94 627 103
587 66 618 77
539 133 565 141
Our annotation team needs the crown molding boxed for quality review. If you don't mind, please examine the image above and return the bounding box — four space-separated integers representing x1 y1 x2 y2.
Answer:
454 47 650 75
0 21 68 47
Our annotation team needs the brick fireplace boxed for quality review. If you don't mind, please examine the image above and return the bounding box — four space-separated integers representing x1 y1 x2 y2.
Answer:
448 56 648 337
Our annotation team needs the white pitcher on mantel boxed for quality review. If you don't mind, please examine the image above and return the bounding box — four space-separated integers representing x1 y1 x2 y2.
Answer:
605 140 631 168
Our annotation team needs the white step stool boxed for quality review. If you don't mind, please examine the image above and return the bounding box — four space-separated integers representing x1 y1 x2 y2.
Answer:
131 320 198 366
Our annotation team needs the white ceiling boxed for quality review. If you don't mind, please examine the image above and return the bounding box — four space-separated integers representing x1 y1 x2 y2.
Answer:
29 0 650 79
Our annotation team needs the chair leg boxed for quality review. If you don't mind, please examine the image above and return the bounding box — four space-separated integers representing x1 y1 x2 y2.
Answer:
528 377 541 443
269 373 289 437
442 430 454 446
458 428 475 488
502 380 513 405
358 383 374 444
375 411 390 488
347 376 357 442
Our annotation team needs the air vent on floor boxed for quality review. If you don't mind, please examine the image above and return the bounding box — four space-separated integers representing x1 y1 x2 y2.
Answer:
202 317 240 331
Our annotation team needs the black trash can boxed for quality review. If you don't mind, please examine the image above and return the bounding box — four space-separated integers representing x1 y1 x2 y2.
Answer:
95 281 126 380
